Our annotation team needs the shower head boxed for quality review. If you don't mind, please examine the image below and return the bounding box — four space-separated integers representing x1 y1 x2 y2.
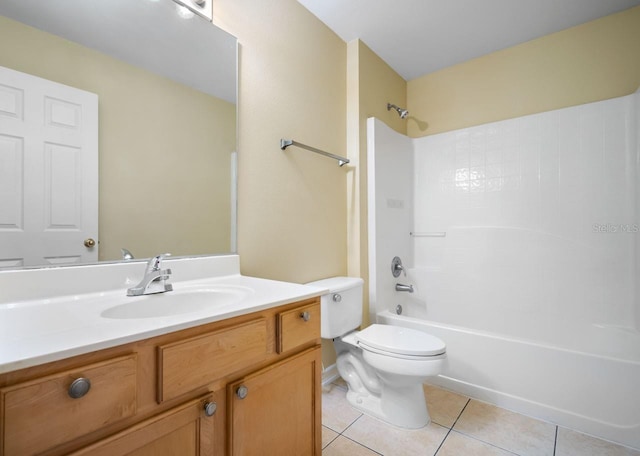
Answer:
387 103 409 119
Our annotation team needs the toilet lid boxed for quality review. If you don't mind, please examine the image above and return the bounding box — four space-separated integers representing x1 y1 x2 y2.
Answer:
356 324 446 357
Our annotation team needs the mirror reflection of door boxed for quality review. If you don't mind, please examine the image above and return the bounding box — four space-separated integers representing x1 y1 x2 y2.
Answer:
0 65 98 268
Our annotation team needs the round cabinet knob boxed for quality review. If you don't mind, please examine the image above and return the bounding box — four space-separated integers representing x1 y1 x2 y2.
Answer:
84 238 96 248
236 385 248 399
300 311 311 321
68 377 91 399
332 293 342 303
204 401 217 416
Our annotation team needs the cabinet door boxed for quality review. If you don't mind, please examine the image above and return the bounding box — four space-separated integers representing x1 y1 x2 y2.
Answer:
227 347 321 456
71 395 216 456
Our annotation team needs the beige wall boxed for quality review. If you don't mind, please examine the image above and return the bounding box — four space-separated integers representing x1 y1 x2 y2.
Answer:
213 0 348 283
213 0 349 369
357 41 408 138
0 15 236 261
407 5 640 137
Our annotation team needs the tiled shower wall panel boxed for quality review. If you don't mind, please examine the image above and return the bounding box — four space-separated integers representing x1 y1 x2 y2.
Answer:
412 92 638 338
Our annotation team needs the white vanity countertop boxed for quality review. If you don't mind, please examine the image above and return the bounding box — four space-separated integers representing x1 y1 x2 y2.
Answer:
0 256 327 374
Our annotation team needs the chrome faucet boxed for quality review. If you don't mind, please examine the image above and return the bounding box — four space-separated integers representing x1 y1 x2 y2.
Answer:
395 283 414 293
127 254 173 296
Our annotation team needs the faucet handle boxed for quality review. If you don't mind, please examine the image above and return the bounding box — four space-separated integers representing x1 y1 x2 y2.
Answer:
121 248 134 260
147 253 171 272
391 256 406 278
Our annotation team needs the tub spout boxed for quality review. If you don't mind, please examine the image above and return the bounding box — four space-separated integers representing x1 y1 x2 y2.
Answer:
395 283 414 293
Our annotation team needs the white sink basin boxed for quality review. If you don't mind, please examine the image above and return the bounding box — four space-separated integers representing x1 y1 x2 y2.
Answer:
101 285 253 319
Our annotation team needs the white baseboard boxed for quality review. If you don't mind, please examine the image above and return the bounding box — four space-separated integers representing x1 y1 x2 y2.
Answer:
322 363 340 386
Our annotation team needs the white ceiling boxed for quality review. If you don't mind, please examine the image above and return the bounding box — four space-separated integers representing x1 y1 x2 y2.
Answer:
297 0 640 81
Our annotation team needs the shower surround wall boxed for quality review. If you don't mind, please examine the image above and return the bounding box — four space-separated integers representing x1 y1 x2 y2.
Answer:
367 90 640 449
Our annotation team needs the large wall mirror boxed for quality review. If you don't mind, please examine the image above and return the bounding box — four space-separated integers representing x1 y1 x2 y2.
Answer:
0 0 237 269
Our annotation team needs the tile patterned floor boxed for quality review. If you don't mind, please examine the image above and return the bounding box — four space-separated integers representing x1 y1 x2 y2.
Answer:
322 380 640 456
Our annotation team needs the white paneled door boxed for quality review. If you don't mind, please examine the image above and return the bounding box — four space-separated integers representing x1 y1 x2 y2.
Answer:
0 66 98 268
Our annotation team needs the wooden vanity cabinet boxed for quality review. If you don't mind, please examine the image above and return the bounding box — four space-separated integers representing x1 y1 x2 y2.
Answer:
0 297 321 456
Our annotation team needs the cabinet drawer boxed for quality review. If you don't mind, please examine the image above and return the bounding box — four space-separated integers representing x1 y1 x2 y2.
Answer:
1 354 137 456
277 301 320 354
158 318 268 402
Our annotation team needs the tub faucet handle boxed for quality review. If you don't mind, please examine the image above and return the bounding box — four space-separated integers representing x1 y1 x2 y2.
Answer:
391 256 406 278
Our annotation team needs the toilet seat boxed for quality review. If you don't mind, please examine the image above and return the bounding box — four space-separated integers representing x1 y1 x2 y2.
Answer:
356 324 446 357
359 344 447 361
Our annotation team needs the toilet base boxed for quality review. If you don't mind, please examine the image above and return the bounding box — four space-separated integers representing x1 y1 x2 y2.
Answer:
333 334 443 429
344 381 430 429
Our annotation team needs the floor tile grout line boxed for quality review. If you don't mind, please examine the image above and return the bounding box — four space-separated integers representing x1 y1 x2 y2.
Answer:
433 428 453 455
336 413 384 456
321 425 340 450
434 397 471 455
433 398 522 456
446 429 521 456
448 398 556 455
322 382 359 443
342 412 364 434
322 423 347 436
451 397 471 429
340 434 384 455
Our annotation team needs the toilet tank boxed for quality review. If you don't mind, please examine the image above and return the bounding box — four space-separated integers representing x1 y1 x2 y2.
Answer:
306 277 364 339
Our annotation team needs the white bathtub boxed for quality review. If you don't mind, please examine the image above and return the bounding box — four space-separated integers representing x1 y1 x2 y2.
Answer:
378 302 640 450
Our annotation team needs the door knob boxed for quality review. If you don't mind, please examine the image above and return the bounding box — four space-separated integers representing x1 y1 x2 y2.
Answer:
84 238 96 248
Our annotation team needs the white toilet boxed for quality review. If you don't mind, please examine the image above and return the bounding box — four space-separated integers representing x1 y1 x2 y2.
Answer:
307 276 446 429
